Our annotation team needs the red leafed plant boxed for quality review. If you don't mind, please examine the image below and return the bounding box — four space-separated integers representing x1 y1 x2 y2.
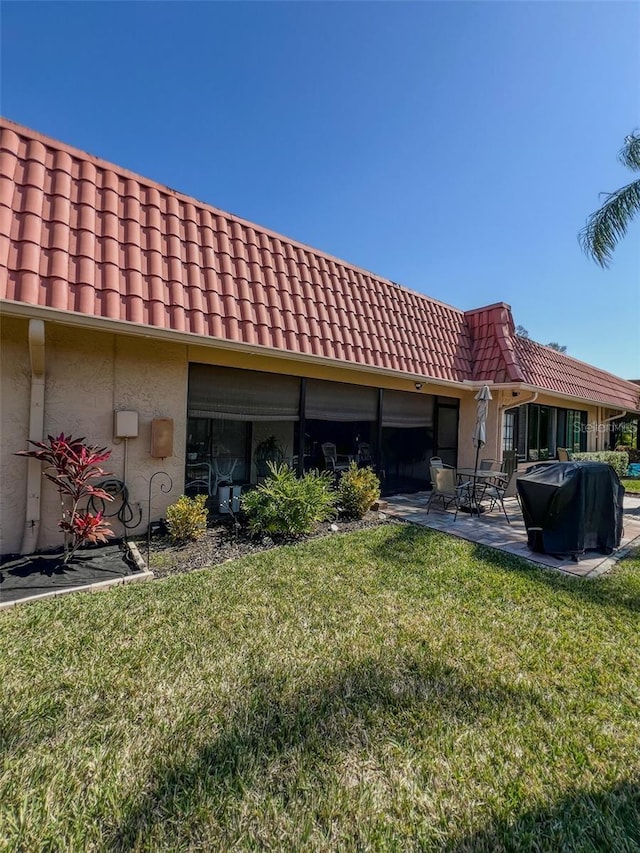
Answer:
17 433 114 562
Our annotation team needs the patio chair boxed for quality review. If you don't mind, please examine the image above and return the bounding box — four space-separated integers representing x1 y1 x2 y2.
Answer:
480 459 501 471
557 448 570 462
212 458 237 494
429 457 454 479
321 443 351 474
426 467 471 520
185 461 212 495
482 471 520 525
502 450 518 478
357 442 373 466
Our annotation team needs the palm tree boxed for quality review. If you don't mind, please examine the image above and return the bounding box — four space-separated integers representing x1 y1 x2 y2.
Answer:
579 132 640 267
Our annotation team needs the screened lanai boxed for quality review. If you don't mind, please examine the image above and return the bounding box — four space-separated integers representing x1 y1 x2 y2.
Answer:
185 363 460 498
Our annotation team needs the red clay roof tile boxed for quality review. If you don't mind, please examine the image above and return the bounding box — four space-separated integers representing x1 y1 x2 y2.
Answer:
0 119 477 384
1 118 638 411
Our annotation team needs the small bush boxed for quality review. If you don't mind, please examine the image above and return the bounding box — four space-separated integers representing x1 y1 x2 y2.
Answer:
242 463 336 538
571 451 629 478
166 494 209 543
616 445 640 464
338 463 381 520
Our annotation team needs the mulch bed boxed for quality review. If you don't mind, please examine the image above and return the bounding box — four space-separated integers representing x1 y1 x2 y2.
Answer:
145 511 397 579
0 544 136 604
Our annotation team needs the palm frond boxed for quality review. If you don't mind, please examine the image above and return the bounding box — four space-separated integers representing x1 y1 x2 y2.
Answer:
618 132 640 171
579 178 640 267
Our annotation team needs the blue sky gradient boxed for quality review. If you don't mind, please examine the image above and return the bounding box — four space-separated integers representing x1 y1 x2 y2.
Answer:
3 1 639 377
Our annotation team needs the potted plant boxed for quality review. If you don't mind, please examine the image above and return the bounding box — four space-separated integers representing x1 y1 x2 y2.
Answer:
254 435 285 480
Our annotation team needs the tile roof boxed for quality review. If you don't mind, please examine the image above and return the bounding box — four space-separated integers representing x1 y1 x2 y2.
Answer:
0 118 472 383
512 336 640 413
466 303 525 384
465 303 640 412
1 118 638 413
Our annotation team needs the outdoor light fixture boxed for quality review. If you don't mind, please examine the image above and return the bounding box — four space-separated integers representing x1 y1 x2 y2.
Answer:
151 418 174 458
415 382 423 390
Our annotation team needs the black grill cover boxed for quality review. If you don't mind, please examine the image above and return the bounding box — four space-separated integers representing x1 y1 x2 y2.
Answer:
516 462 624 558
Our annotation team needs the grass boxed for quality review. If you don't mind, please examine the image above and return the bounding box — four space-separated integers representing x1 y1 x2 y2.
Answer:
622 477 640 494
1 525 639 852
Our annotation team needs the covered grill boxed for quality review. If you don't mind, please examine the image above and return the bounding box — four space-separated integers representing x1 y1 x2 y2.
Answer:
516 462 624 560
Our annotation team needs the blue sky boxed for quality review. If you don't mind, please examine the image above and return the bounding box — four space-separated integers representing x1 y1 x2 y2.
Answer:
3 1 639 377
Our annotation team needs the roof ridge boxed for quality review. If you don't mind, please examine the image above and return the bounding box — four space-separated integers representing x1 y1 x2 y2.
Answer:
492 306 525 383
0 115 465 317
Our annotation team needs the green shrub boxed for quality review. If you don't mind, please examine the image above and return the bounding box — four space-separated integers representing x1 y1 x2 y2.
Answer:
616 445 640 464
338 463 381 520
166 494 209 543
571 451 629 478
242 463 336 538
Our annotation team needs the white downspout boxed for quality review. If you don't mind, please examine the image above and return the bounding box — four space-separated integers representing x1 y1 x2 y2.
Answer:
500 391 539 413
603 410 627 423
20 319 45 555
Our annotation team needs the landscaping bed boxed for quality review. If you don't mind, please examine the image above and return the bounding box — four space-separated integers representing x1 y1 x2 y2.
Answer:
0 543 144 606
147 510 393 578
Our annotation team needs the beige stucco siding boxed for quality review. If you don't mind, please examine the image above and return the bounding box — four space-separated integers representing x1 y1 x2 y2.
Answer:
2 317 478 553
1 320 188 554
187 343 469 398
2 312 619 556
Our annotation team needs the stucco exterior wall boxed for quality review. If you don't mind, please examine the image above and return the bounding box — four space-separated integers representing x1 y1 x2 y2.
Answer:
2 311 622 556
0 317 31 555
1 320 188 554
457 393 502 469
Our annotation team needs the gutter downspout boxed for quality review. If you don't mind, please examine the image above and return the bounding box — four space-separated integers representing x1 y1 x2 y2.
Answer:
500 391 539 413
20 319 45 555
603 410 627 423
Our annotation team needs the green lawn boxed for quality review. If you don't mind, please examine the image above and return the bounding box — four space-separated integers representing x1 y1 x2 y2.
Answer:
622 477 640 494
2 525 639 852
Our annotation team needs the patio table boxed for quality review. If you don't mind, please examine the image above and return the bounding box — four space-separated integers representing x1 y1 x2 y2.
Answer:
456 468 508 515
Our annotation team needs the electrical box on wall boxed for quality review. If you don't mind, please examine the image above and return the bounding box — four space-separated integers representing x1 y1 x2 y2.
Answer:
114 410 139 439
150 418 174 458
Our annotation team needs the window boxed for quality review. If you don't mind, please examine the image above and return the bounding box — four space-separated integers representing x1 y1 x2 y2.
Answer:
526 405 556 461
503 410 516 452
564 409 587 453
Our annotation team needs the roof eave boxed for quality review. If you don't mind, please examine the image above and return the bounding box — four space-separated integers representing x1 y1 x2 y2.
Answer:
0 299 473 393
477 380 640 415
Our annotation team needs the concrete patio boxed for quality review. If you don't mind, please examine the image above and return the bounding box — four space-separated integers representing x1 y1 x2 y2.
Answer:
386 490 640 578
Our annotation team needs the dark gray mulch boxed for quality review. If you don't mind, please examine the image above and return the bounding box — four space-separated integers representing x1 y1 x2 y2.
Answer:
0 545 137 604
146 512 397 579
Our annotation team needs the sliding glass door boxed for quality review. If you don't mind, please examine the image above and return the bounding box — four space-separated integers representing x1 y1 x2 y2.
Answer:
186 363 461 498
380 390 435 494
510 403 587 461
